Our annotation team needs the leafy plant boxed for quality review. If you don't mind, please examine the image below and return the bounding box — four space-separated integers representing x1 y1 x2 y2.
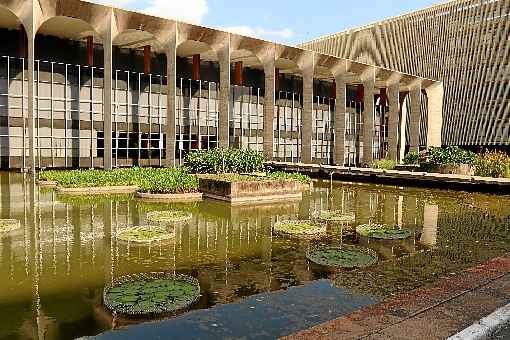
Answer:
146 210 193 224
403 151 420 165
103 273 200 315
117 226 174 243
356 224 413 240
266 171 311 184
473 151 510 178
273 220 326 237
184 148 265 174
371 159 396 170
424 146 476 166
137 168 199 194
314 210 355 223
306 245 378 268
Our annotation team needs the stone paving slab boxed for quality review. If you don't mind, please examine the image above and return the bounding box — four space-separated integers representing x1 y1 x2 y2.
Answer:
283 256 510 340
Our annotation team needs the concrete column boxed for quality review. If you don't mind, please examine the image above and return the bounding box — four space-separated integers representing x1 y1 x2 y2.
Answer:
217 38 230 148
387 81 400 162
409 82 422 152
425 82 443 147
262 59 275 159
362 70 375 165
333 74 347 166
166 27 177 167
102 15 114 170
399 92 409 161
27 28 36 173
302 68 314 164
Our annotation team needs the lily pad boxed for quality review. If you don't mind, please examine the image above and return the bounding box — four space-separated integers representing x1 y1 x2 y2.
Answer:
103 272 200 315
273 220 326 237
306 245 378 268
117 226 174 243
314 210 355 223
356 224 413 240
0 219 21 233
146 210 192 224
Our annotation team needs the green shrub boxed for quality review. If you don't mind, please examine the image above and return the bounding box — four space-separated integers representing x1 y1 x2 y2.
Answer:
371 159 396 170
403 151 420 165
266 171 311 184
136 168 199 194
424 146 476 166
473 151 510 178
184 148 265 174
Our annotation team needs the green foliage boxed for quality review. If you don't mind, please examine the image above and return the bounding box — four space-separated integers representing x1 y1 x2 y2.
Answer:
103 273 200 315
315 210 355 223
356 224 413 240
266 171 311 184
306 245 378 268
184 148 265 174
117 226 174 243
424 146 476 166
146 210 192 224
40 167 199 194
273 220 325 236
136 168 199 194
473 151 510 178
403 151 420 165
371 159 396 170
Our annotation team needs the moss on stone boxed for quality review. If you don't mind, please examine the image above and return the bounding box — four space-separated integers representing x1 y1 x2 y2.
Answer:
356 224 413 240
306 245 378 268
146 210 192 224
117 226 174 243
273 220 326 237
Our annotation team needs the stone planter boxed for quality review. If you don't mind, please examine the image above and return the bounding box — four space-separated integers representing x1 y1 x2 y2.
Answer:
198 177 303 205
430 164 474 176
37 180 57 188
57 185 139 195
135 191 203 202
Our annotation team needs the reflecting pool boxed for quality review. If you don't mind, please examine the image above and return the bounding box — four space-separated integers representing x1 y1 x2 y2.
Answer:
0 172 509 339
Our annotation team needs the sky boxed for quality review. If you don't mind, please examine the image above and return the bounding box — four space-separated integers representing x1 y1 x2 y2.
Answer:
90 0 442 45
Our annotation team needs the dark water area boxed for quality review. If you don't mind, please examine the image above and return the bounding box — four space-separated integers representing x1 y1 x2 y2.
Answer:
0 172 509 339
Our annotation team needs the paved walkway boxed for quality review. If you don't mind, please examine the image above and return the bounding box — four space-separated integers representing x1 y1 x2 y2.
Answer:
284 256 510 340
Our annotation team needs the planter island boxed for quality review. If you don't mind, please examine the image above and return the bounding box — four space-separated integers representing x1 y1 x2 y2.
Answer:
198 174 309 205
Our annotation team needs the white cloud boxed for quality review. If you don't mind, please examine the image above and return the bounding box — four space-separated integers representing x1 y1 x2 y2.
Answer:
88 0 209 24
223 25 295 42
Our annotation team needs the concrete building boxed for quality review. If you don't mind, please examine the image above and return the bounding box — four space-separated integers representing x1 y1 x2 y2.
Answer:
300 0 509 151
0 0 442 171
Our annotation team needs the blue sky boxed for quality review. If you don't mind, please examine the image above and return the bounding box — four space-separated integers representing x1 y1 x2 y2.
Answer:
93 0 441 44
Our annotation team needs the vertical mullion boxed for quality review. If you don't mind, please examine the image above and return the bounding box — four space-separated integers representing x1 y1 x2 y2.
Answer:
64 64 68 168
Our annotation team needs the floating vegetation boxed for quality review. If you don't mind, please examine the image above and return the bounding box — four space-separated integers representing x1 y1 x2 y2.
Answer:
306 245 378 268
103 272 200 316
313 210 355 223
146 210 192 224
356 224 413 240
117 226 174 243
273 220 326 237
0 219 21 233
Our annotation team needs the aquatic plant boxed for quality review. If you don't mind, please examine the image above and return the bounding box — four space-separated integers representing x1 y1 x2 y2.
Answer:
265 171 312 184
0 219 21 233
371 159 396 170
273 220 326 237
103 272 200 315
146 210 192 224
117 226 174 243
136 168 199 194
473 151 510 178
306 245 378 268
356 224 413 240
184 148 265 174
313 210 355 223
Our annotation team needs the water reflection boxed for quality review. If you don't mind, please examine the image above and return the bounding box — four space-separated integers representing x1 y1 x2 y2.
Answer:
0 173 509 339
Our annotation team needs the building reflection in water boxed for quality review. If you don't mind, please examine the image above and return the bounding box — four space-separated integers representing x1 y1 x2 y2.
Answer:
11 173 510 340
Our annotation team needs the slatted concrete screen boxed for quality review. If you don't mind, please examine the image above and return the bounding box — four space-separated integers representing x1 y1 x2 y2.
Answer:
300 0 510 147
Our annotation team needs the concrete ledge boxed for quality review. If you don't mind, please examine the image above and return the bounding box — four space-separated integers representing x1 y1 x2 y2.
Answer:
266 162 510 193
203 192 303 205
36 180 57 188
57 185 139 195
448 303 510 340
135 191 203 202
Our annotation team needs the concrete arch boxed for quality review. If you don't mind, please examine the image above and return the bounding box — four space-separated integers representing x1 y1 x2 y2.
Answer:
0 0 32 33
